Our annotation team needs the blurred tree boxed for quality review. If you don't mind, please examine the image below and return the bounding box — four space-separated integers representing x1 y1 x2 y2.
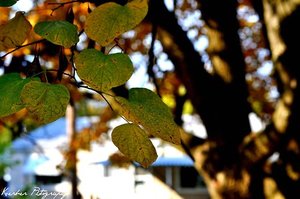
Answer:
152 0 300 198
0 0 300 199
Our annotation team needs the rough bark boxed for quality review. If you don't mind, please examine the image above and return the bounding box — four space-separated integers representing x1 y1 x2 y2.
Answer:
260 0 300 197
148 0 252 198
148 0 300 198
149 0 251 145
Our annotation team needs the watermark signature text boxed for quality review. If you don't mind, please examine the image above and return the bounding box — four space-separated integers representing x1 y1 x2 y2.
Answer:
1 186 66 199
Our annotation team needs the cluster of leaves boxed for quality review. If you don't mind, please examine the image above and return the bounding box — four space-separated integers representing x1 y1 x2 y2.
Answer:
0 73 70 124
0 0 181 168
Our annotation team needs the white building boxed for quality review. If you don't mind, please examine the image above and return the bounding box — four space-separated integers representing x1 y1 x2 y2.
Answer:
6 117 209 199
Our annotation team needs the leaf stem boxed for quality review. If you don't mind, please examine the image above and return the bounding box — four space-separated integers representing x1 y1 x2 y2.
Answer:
29 68 128 123
107 39 124 54
44 70 49 83
100 93 114 111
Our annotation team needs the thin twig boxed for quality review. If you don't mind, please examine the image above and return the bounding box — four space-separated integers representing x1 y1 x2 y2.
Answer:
78 29 84 37
77 84 122 117
107 38 124 54
48 0 81 15
46 69 76 80
31 68 128 123
70 45 77 76
147 22 161 97
42 68 130 123
69 30 85 74
0 39 45 59
75 84 131 122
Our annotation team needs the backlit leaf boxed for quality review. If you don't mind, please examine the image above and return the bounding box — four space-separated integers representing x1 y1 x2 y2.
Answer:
20 81 70 124
0 73 32 117
112 123 157 168
0 128 12 154
34 20 79 48
0 0 18 7
85 0 148 46
0 11 32 51
114 88 181 144
75 49 133 91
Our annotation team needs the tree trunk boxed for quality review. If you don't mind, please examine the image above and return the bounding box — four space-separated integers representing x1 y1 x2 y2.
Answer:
258 0 300 197
66 102 80 199
148 0 300 198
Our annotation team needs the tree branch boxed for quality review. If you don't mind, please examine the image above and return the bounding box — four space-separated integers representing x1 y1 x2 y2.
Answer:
0 39 45 59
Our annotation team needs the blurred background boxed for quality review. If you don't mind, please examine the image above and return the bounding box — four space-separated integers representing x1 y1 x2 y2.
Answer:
1 0 300 198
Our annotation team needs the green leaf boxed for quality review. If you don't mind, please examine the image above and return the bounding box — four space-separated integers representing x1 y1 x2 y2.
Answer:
20 81 70 124
0 128 12 154
34 20 79 48
85 0 148 46
112 123 157 168
0 73 32 117
0 0 18 7
0 11 32 51
75 49 134 91
114 88 181 145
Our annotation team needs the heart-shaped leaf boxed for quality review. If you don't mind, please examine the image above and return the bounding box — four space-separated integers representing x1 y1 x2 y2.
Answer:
21 81 70 124
0 73 33 117
34 20 79 48
0 0 18 7
85 0 148 46
112 123 157 168
0 11 32 51
114 88 181 145
75 49 134 91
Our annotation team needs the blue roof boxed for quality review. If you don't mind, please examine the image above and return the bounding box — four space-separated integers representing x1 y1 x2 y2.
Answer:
151 156 194 167
12 117 97 151
97 156 194 167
